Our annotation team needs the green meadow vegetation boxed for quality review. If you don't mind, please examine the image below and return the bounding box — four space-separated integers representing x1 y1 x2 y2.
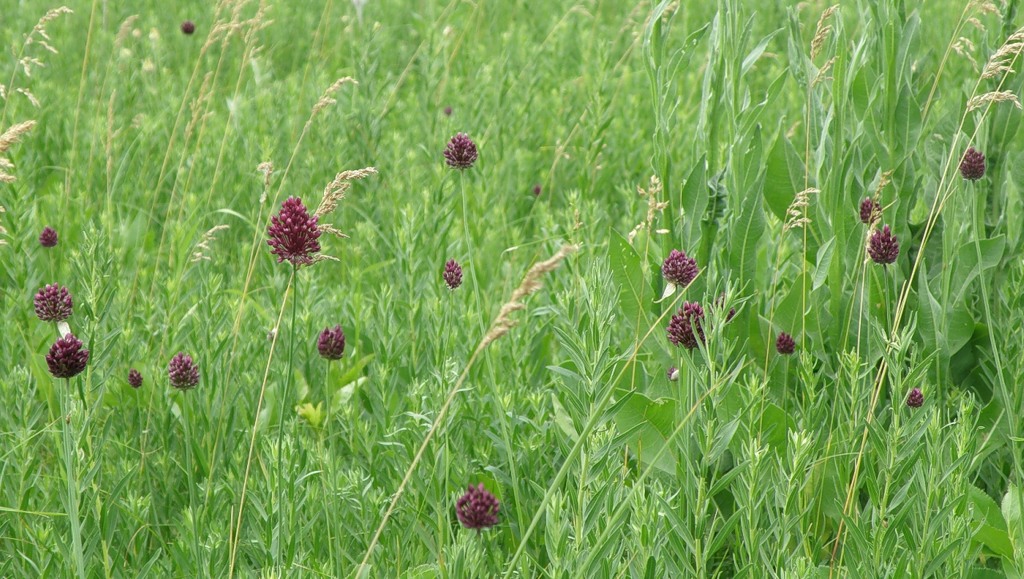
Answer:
2 0 1024 576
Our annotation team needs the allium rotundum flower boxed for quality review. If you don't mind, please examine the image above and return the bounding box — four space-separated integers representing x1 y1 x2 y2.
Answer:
444 133 478 169
532 184 542 196
667 366 679 381
46 333 89 379
859 198 880 225
168 353 200 391
776 332 795 355
667 301 705 350
661 249 699 287
906 388 924 408
443 106 452 117
959 147 986 181
456 483 500 534
443 259 463 289
868 225 900 265
317 325 346 360
39 226 58 247
267 196 321 267
128 368 143 389
34 283 73 322
181 20 196 35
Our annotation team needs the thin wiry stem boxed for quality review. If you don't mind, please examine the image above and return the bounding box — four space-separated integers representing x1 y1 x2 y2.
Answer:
228 269 294 579
273 265 301 565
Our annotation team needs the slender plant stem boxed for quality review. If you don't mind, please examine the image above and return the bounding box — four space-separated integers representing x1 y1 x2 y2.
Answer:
228 270 294 578
62 378 86 579
274 265 301 566
182 394 204 572
459 172 485 332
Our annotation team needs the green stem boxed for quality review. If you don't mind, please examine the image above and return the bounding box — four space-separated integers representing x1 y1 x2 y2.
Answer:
459 173 485 333
182 394 204 571
62 378 86 579
971 187 1020 480
274 267 299 566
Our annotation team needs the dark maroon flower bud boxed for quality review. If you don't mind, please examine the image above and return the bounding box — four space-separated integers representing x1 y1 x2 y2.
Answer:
46 333 89 379
443 259 463 290
444 133 478 170
443 106 452 117
317 325 346 360
34 283 73 322
906 387 924 408
959 148 986 181
661 249 699 287
667 301 705 350
168 353 200 391
181 20 196 35
776 332 796 355
532 184 542 196
667 366 679 381
128 368 143 389
456 483 500 534
868 225 900 265
859 198 880 225
39 226 58 247
267 196 321 267
713 293 736 322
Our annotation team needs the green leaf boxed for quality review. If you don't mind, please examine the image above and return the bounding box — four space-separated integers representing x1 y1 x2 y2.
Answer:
952 236 1006 304
813 237 835 290
613 391 677 475
764 132 801 220
730 184 766 292
759 403 793 451
681 156 709 248
773 273 808 338
609 230 649 329
551 393 579 442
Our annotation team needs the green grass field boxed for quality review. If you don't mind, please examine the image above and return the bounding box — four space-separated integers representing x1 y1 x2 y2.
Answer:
2 0 1024 576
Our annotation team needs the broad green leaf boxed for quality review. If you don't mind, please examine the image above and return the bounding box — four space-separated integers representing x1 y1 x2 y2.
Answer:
773 273 808 339
681 156 709 248
610 230 649 329
613 391 677 475
813 237 835 290
952 236 1006 304
551 393 579 442
729 184 766 292
759 403 793 451
764 132 801 220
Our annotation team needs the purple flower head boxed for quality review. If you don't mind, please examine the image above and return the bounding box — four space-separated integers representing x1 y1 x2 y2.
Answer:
443 106 453 117
959 148 985 181
444 133 478 170
456 483 500 534
906 387 924 408
667 301 705 350
661 249 699 287
713 293 736 323
317 325 346 360
267 196 321 267
859 198 880 225
34 283 73 322
776 332 796 355
168 353 200 391
443 259 463 290
667 366 679 381
181 20 196 35
39 226 58 247
532 184 542 197
46 333 89 379
128 368 143 389
868 225 900 265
